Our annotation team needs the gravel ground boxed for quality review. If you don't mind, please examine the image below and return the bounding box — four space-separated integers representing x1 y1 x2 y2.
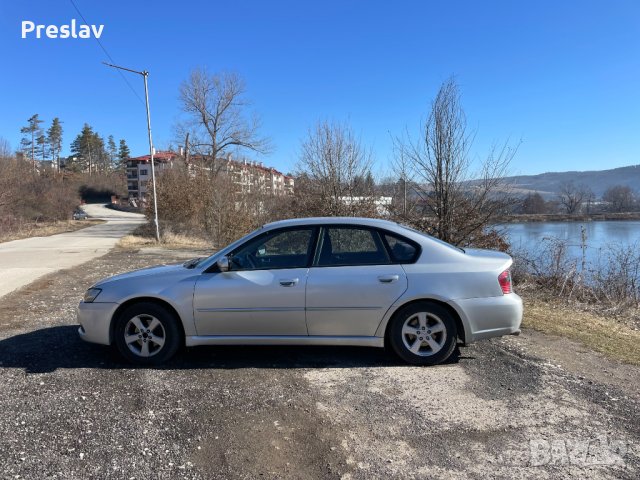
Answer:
0 248 638 479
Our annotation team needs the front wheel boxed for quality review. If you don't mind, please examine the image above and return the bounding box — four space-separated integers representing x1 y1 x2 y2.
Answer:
114 302 182 365
388 302 457 366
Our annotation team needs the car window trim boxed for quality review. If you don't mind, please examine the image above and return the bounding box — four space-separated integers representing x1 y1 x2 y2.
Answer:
225 225 319 272
312 225 393 268
204 223 422 273
378 228 422 264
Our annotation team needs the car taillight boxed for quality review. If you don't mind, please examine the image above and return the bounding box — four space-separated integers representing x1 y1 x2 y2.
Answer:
498 269 512 294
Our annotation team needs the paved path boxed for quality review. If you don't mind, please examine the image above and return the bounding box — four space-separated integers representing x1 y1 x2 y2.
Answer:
0 204 145 299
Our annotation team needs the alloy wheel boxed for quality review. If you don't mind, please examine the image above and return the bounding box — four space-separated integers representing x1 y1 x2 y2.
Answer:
123 314 166 358
400 311 447 356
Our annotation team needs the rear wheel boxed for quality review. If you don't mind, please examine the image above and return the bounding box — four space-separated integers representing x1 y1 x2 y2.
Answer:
388 302 457 366
114 302 182 365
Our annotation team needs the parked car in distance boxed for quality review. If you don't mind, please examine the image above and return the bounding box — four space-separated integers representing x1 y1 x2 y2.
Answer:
73 209 88 220
78 217 522 366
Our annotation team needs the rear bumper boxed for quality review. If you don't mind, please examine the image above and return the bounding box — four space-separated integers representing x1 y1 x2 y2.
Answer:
450 293 523 342
77 301 118 345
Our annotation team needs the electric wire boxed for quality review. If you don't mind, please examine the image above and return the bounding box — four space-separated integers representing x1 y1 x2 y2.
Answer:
69 0 145 106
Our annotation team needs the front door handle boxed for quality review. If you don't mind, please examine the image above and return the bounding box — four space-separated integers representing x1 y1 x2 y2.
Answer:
279 278 299 287
378 275 399 283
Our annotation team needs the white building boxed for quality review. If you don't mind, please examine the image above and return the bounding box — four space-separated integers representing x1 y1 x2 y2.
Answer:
126 151 177 201
126 152 294 201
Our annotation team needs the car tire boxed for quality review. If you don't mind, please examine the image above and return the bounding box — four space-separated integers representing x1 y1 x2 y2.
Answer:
388 302 457 366
114 302 182 365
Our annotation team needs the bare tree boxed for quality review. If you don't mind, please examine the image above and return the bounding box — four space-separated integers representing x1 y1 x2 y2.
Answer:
390 142 419 218
0 138 15 211
393 78 516 246
521 192 547 214
603 185 635 213
292 120 376 217
0 137 11 160
178 69 271 169
557 181 591 214
152 164 266 248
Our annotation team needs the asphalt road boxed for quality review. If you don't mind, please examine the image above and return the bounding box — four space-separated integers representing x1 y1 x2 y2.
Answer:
0 204 144 299
0 247 638 479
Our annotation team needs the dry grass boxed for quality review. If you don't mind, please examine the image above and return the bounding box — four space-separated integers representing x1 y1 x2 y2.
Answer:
0 219 105 244
118 230 212 250
522 296 640 365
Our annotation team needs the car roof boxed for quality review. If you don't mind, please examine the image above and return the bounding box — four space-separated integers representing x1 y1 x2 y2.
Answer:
263 217 401 229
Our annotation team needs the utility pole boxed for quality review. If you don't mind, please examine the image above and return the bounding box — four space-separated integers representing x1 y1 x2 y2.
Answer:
103 62 160 242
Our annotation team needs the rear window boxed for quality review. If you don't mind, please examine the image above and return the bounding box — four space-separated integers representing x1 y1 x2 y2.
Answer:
399 224 464 253
383 232 419 263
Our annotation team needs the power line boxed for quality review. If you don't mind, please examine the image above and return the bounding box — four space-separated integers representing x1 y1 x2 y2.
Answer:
69 0 145 106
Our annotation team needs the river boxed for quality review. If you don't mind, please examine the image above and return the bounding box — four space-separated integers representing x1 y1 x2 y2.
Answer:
502 220 640 267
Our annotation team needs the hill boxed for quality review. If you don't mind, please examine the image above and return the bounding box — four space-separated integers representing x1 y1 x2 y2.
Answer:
504 164 640 198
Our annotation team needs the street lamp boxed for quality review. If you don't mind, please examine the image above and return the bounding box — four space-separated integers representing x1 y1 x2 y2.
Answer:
103 62 160 242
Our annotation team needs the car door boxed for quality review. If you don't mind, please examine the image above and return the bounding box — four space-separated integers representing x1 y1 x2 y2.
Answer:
305 226 408 336
193 227 318 336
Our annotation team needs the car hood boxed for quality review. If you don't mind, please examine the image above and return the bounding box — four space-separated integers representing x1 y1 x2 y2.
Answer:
95 263 187 287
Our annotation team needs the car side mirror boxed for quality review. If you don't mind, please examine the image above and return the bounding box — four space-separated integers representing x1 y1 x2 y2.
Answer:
216 256 230 272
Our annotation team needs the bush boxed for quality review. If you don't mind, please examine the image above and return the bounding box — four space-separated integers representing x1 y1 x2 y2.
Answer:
0 159 80 226
511 237 640 315
149 166 271 249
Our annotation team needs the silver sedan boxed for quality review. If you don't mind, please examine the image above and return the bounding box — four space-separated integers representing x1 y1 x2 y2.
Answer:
78 217 522 365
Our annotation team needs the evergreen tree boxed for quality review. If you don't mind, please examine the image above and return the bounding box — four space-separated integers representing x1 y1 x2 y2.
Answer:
117 139 131 169
107 135 118 169
47 118 63 171
36 134 48 162
91 133 109 173
70 124 98 173
20 114 44 165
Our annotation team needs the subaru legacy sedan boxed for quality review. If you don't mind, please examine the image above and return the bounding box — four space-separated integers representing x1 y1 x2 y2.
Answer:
78 217 522 366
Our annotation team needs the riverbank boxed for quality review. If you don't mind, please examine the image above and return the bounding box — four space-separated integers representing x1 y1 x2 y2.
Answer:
498 212 640 223
522 295 640 365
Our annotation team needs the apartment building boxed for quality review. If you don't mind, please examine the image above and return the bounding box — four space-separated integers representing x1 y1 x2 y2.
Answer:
126 151 294 201
126 151 177 200
223 158 295 196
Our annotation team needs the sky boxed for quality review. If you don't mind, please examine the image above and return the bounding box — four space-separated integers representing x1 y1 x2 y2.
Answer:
0 0 638 177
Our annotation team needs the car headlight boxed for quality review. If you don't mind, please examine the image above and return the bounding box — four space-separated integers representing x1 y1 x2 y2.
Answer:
83 287 102 303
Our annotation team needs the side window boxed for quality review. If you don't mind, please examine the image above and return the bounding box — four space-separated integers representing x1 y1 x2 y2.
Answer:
230 228 314 270
317 227 390 266
383 232 419 263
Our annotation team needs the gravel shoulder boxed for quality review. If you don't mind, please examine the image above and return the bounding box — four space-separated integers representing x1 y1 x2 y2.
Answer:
0 247 638 479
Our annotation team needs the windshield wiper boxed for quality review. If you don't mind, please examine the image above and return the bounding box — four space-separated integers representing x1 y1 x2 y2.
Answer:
183 257 204 269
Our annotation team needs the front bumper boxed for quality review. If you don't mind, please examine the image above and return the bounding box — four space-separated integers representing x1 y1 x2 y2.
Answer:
77 301 119 345
450 293 523 342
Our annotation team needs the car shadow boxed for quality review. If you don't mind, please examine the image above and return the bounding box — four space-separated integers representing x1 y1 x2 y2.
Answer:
0 326 464 374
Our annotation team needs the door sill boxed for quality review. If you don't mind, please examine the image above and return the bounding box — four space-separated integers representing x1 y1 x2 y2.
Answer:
185 335 384 348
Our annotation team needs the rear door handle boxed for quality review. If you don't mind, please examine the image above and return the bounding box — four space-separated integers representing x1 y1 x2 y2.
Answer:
378 275 399 283
279 278 299 287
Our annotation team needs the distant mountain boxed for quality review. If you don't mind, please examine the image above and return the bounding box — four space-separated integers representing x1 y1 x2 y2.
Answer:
504 165 640 198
